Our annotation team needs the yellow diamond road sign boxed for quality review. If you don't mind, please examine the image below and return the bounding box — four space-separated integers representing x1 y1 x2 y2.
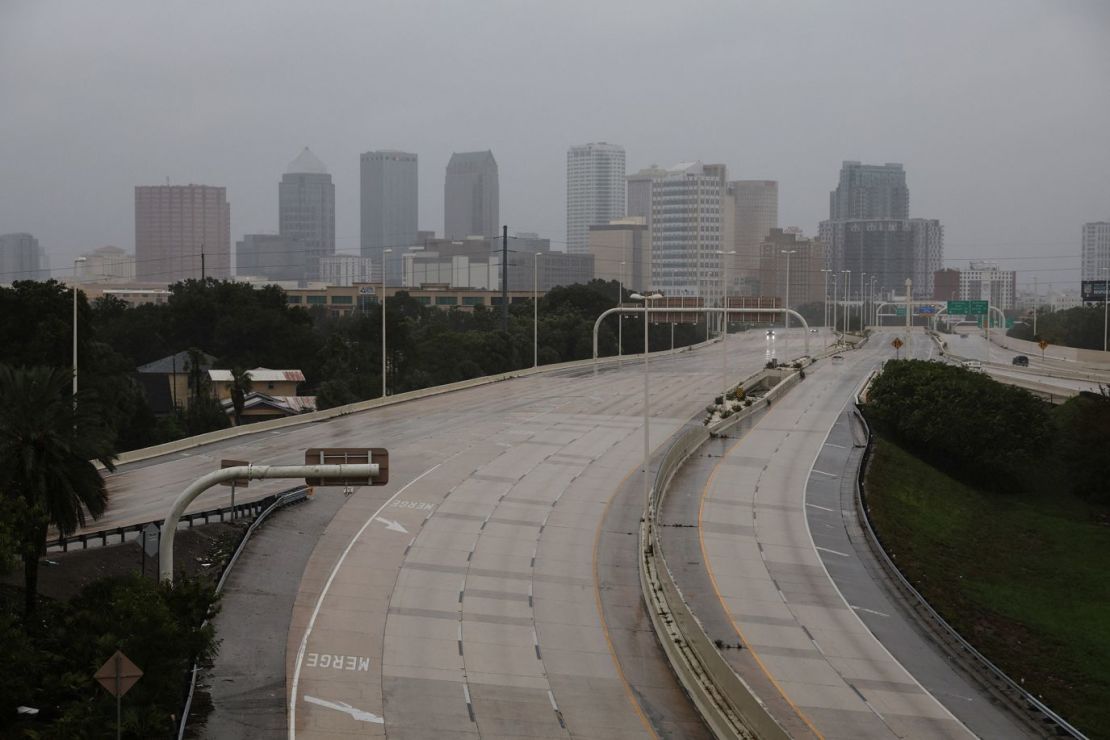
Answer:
94 650 143 698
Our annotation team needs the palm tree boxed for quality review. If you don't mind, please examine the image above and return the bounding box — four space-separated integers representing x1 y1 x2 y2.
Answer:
228 368 253 426
0 365 117 616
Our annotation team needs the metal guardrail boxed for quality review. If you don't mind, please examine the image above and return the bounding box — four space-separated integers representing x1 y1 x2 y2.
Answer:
851 386 1088 739
177 485 309 739
47 496 281 553
638 366 808 739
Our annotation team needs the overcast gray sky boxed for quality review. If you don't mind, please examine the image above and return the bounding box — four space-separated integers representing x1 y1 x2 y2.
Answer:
2 0 1108 289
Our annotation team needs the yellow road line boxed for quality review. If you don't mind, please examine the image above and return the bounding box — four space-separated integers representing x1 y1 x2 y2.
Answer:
698 435 826 740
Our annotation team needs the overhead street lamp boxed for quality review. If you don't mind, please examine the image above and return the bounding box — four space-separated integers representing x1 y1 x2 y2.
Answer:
618 261 625 368
381 248 392 398
72 257 86 405
860 273 867 332
717 249 737 400
1102 267 1109 353
534 253 542 368
781 250 796 358
842 270 851 334
630 292 663 514
820 268 832 332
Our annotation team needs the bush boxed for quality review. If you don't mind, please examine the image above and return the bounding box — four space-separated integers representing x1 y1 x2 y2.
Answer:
2 575 219 737
720 409 733 419
864 359 1051 491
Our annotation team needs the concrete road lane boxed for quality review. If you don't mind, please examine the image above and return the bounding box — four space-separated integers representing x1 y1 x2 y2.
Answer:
99 330 821 738
681 332 980 738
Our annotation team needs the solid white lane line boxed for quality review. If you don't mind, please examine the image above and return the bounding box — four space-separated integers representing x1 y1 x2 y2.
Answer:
289 462 443 739
851 604 891 618
807 503 835 512
812 469 839 478
816 545 851 558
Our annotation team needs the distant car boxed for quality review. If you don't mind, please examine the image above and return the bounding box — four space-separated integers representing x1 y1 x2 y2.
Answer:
766 329 775 338
831 355 844 364
1012 355 1029 367
809 328 818 333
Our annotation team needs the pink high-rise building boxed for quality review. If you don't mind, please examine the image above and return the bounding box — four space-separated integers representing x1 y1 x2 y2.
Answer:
135 185 230 283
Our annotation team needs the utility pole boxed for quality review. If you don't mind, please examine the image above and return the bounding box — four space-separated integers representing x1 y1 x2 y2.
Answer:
201 244 206 281
501 226 509 332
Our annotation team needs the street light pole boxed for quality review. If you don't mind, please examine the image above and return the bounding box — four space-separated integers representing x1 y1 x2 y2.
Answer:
1103 267 1109 353
533 253 541 368
860 273 867 332
381 248 392 398
72 257 86 406
820 269 832 332
631 292 663 518
717 249 736 399
781 249 796 358
618 262 625 368
1033 276 1038 337
843 270 851 334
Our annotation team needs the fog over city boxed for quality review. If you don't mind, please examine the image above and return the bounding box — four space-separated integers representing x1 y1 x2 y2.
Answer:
1 0 1108 287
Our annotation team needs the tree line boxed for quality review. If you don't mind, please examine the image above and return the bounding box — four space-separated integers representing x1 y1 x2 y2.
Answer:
1008 304 1109 351
864 359 1109 502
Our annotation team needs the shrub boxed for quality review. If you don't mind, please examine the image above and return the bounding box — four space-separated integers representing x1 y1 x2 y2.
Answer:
864 359 1050 491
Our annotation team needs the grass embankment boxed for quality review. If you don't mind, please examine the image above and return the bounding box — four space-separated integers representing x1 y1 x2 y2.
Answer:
866 437 1110 737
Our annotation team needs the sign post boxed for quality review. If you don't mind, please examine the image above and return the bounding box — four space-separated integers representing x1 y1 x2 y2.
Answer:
891 336 904 360
140 523 159 579
220 459 250 519
95 650 143 740
1038 338 1049 361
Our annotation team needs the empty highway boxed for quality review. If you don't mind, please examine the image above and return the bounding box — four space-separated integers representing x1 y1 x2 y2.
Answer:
99 329 817 738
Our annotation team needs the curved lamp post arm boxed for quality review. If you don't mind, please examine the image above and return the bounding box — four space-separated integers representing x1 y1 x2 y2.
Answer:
159 463 376 582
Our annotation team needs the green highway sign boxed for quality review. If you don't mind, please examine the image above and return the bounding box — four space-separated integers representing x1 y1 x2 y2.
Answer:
947 300 988 315
895 306 907 317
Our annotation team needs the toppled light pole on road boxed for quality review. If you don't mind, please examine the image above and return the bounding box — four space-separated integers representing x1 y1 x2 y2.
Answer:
159 450 388 582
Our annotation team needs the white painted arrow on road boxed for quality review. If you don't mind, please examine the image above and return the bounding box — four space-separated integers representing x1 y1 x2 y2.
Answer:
375 517 408 533
303 695 384 723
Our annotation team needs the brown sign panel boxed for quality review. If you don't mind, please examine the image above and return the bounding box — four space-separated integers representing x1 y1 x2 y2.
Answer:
1038 339 1049 350
94 650 143 698
220 459 250 487
649 296 703 325
727 296 783 324
304 448 389 486
891 338 904 349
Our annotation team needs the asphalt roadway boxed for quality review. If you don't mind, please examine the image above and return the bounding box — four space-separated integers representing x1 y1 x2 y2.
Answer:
99 328 818 738
660 329 1034 739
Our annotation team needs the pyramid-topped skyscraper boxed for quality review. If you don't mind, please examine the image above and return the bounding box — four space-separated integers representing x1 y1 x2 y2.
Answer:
280 147 335 282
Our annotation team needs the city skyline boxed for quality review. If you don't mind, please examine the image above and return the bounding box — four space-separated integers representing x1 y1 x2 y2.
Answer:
1 2 1107 290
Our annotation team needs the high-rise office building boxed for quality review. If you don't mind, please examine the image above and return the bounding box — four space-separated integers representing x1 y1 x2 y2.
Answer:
444 151 499 240
651 162 725 299
566 142 626 254
588 217 651 293
959 261 1016 310
820 161 941 300
236 234 306 283
280 147 335 283
758 228 826 309
76 246 135 283
626 165 667 227
728 180 779 287
0 233 49 282
361 150 418 285
821 218 943 299
135 185 230 283
1081 221 1110 283
829 161 909 220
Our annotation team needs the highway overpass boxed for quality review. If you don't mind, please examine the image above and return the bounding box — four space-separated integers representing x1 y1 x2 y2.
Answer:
91 326 1061 737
